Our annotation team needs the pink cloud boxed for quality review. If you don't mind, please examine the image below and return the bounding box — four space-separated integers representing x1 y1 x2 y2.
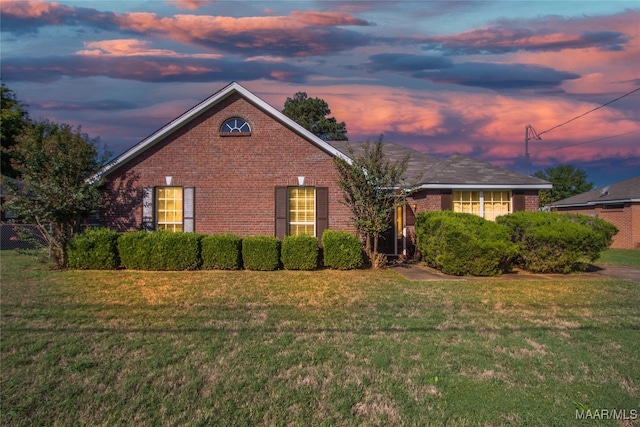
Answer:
0 0 74 20
107 10 370 56
289 84 639 166
423 10 638 55
76 39 222 59
167 0 213 11
2 2 371 55
290 10 371 26
113 10 369 34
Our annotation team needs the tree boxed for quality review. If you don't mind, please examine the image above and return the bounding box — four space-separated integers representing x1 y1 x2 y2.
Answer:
534 164 594 207
1 84 32 178
2 120 110 267
282 92 348 141
334 135 410 268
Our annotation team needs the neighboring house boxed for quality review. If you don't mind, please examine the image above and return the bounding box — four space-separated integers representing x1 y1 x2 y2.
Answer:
549 175 640 249
98 81 551 256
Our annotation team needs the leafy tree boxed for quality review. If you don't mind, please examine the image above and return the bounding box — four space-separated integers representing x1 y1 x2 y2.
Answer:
334 135 410 268
2 120 110 267
282 92 348 141
1 84 32 178
534 164 594 207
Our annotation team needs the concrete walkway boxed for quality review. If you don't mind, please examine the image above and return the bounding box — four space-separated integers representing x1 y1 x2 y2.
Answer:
393 263 640 282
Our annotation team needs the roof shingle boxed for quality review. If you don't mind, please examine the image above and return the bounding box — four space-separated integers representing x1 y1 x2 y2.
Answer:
328 142 550 189
550 175 640 207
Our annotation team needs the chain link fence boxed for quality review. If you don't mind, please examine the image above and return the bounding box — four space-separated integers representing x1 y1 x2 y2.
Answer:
0 224 46 250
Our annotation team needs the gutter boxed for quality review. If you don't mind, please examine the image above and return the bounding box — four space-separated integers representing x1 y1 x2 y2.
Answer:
417 183 553 190
551 198 640 208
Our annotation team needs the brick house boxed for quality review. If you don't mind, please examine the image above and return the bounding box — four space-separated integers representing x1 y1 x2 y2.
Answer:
98 81 551 255
549 175 640 249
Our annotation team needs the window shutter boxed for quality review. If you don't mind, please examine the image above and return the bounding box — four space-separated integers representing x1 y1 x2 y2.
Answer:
142 187 154 231
441 191 453 211
316 187 329 239
513 191 525 212
275 186 287 239
184 187 195 232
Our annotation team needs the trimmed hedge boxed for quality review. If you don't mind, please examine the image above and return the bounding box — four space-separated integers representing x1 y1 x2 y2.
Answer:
242 236 281 271
116 231 148 270
415 211 517 276
68 227 120 269
201 234 243 270
322 229 364 270
497 211 618 273
282 234 319 270
118 231 202 271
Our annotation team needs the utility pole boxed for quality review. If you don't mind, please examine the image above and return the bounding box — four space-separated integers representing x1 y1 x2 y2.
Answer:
524 124 541 175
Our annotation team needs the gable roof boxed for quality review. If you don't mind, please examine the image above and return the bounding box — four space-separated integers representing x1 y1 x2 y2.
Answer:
327 141 441 184
98 81 351 177
420 153 551 189
549 175 640 207
328 142 551 189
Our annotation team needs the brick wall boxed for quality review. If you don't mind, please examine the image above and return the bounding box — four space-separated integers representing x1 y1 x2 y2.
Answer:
407 189 540 215
556 203 640 249
524 191 540 211
102 93 354 237
408 189 446 213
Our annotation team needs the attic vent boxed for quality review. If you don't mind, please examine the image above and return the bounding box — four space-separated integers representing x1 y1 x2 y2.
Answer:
220 117 251 136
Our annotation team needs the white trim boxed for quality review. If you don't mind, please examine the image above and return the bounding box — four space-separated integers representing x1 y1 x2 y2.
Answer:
418 183 552 190
96 82 352 178
552 198 640 208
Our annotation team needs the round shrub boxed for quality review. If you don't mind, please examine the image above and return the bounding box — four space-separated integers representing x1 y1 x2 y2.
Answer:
497 211 618 273
242 236 281 271
202 234 243 270
415 211 517 276
68 227 120 269
322 229 364 270
282 234 319 270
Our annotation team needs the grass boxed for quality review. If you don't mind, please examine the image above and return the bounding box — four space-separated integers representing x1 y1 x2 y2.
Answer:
598 248 640 268
1 250 639 426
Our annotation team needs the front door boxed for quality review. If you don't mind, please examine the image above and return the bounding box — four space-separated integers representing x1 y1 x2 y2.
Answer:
379 204 405 256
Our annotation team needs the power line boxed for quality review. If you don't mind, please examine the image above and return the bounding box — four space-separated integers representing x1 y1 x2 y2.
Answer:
537 87 640 137
537 131 636 153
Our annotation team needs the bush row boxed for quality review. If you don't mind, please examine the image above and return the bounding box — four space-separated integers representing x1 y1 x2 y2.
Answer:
68 229 363 271
416 211 618 276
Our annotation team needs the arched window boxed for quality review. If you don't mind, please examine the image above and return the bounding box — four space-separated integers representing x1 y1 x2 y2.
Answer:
220 117 251 134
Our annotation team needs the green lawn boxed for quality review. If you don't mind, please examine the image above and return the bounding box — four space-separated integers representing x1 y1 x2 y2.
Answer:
598 248 640 268
1 251 639 426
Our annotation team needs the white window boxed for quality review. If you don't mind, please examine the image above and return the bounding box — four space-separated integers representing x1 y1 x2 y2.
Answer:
453 190 511 220
288 187 315 236
220 117 251 134
156 187 183 232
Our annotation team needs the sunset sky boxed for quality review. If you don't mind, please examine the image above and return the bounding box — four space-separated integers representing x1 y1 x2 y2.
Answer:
1 0 638 187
